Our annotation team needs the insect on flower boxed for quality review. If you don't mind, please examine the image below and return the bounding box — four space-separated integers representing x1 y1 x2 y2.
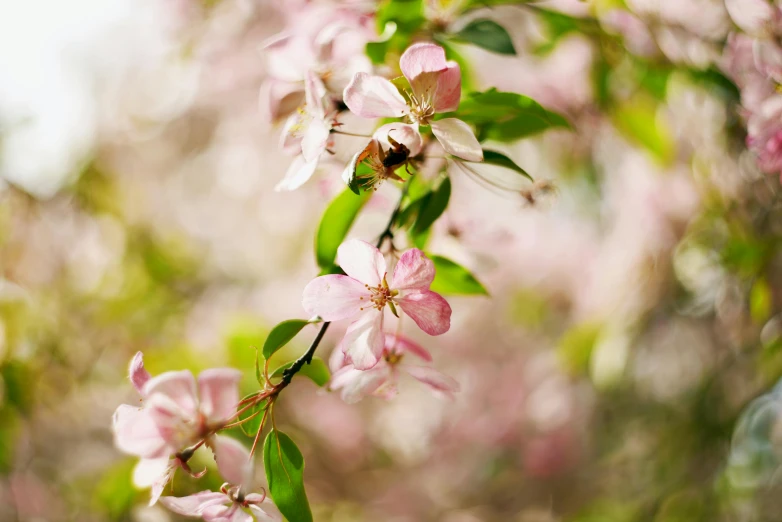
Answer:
342 122 423 192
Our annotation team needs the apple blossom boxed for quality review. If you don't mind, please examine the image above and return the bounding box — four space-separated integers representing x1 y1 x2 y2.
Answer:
112 352 243 504
343 42 483 162
302 239 451 370
276 72 335 191
160 436 280 522
260 2 374 122
329 332 459 403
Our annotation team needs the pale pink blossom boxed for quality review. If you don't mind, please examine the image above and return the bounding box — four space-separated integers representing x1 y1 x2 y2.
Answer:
160 437 280 522
329 333 459 403
343 43 483 162
276 72 335 191
747 96 782 177
261 3 374 122
302 239 451 370
112 352 243 504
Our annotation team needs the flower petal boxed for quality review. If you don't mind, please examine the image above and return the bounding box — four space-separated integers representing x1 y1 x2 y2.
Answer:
430 118 483 162
211 435 251 487
400 42 449 84
259 79 304 123
403 364 460 398
112 405 169 458
337 239 386 286
301 117 331 162
397 290 451 335
341 310 384 370
249 501 284 522
302 274 368 321
304 70 327 117
275 155 319 192
143 370 199 418
160 491 228 517
198 369 242 425
390 248 435 291
129 351 151 396
343 72 408 118
383 333 432 362
132 457 169 488
372 122 423 157
329 365 389 403
433 61 461 113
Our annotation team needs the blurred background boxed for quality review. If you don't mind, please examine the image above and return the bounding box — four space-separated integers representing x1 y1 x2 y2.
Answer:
2 0 782 521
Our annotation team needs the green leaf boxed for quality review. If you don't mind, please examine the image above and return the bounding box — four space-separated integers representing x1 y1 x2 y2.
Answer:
452 19 516 55
315 188 372 268
429 255 488 295
263 320 310 359
412 177 451 236
479 150 532 181
264 430 313 522
453 89 570 142
271 356 331 387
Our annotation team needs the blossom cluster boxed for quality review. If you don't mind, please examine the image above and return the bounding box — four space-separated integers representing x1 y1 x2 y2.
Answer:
724 0 782 177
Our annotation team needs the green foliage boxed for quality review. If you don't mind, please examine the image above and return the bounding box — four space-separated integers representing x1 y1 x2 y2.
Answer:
1 361 35 414
451 19 516 55
264 430 313 522
410 177 451 248
367 0 425 65
316 188 372 269
557 323 601 376
92 458 139 520
452 88 570 142
263 320 310 359
480 150 532 181
429 255 488 295
271 356 330 387
612 95 676 163
750 278 773 324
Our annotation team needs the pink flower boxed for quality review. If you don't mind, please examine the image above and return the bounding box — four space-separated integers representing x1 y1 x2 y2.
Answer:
160 437 280 522
112 352 243 505
276 72 335 191
161 489 279 522
343 42 483 162
748 96 782 177
302 239 451 370
260 3 374 122
329 333 460 403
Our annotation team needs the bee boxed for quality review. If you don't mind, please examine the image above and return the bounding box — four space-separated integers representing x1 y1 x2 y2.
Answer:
381 134 412 172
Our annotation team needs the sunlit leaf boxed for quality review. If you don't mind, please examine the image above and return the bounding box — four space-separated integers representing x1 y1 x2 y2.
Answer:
264 430 313 522
452 19 516 55
263 320 310 359
271 356 330 387
453 89 570 142
429 255 488 295
315 188 372 268
477 150 532 181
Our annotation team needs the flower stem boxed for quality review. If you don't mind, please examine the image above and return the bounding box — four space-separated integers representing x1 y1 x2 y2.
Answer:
280 186 408 384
